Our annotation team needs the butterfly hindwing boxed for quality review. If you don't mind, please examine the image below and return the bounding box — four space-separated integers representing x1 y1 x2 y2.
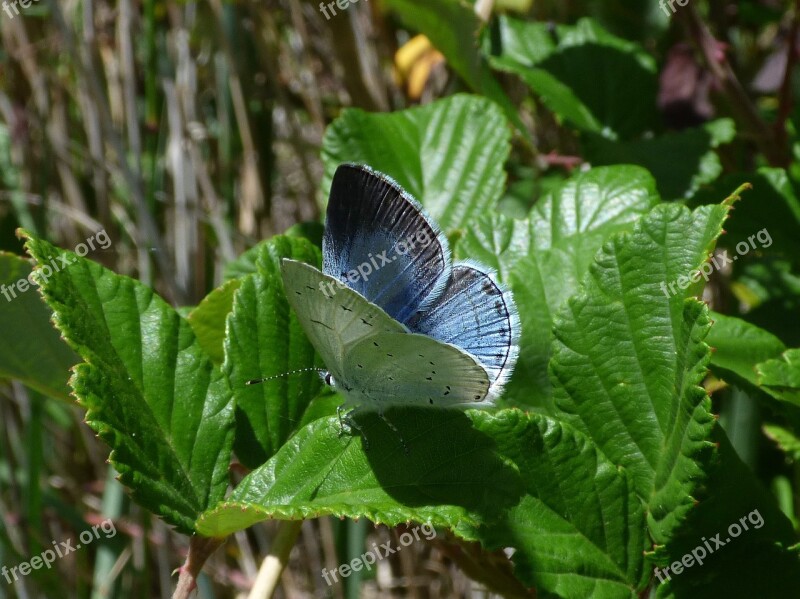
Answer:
342 332 491 407
280 259 406 383
323 164 451 323
405 262 520 399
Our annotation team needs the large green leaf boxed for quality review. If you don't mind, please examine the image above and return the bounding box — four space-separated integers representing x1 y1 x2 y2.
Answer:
224 236 323 468
481 166 660 410
198 409 647 598
550 201 733 544
467 411 647 598
321 94 511 230
23 234 235 534
0 252 78 400
196 408 524 536
488 16 658 140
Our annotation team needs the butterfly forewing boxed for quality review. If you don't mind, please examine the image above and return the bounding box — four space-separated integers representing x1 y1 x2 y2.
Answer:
280 259 406 382
323 164 452 323
341 332 491 408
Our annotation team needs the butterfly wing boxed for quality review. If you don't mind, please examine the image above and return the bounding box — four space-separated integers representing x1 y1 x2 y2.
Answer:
342 332 491 408
405 262 519 400
280 259 406 382
323 164 451 324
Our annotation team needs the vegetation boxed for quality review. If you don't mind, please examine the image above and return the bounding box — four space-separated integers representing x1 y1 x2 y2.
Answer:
2 1 800 597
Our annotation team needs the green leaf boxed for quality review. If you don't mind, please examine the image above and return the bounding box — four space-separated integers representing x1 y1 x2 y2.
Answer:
734 258 800 348
23 234 235 534
705 312 785 387
196 408 524 536
383 0 524 134
757 348 800 407
223 222 323 283
321 94 511 230
550 201 733 544
651 430 800 597
688 167 800 259
585 119 736 200
454 211 529 281
0 252 78 401
489 16 658 140
502 166 660 409
224 243 262 281
188 279 241 364
224 236 323 468
466 410 647 598
764 423 800 459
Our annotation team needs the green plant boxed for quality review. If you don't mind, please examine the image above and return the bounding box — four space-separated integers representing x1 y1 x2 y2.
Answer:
4 2 800 598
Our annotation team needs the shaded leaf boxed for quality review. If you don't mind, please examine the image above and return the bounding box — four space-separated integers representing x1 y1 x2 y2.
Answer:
585 119 736 200
651 430 800 598
0 252 78 401
489 16 658 140
467 410 647 598
688 168 800 260
196 408 524 536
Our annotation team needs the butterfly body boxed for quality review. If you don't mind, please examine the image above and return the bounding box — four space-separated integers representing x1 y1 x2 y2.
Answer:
282 164 518 411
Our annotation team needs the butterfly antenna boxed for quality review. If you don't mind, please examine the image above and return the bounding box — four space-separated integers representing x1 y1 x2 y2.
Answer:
246 367 325 386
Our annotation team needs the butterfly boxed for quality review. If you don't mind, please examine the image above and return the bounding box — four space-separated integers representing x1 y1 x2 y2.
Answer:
280 164 519 440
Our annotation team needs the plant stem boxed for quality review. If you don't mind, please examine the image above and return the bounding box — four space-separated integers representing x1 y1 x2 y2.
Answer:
172 536 225 599
247 520 303 599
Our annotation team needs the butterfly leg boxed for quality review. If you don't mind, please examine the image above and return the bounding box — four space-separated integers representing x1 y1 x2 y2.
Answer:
337 405 370 451
379 412 409 455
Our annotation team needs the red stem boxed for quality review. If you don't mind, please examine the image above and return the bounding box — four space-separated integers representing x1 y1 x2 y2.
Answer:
172 536 225 599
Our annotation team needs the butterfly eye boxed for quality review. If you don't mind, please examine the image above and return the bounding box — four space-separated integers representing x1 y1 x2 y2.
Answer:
324 372 333 386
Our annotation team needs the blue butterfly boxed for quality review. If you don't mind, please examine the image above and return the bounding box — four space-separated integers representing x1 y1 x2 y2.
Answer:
281 164 519 423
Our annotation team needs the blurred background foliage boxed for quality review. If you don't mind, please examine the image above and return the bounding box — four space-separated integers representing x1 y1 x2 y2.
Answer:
1 0 800 597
